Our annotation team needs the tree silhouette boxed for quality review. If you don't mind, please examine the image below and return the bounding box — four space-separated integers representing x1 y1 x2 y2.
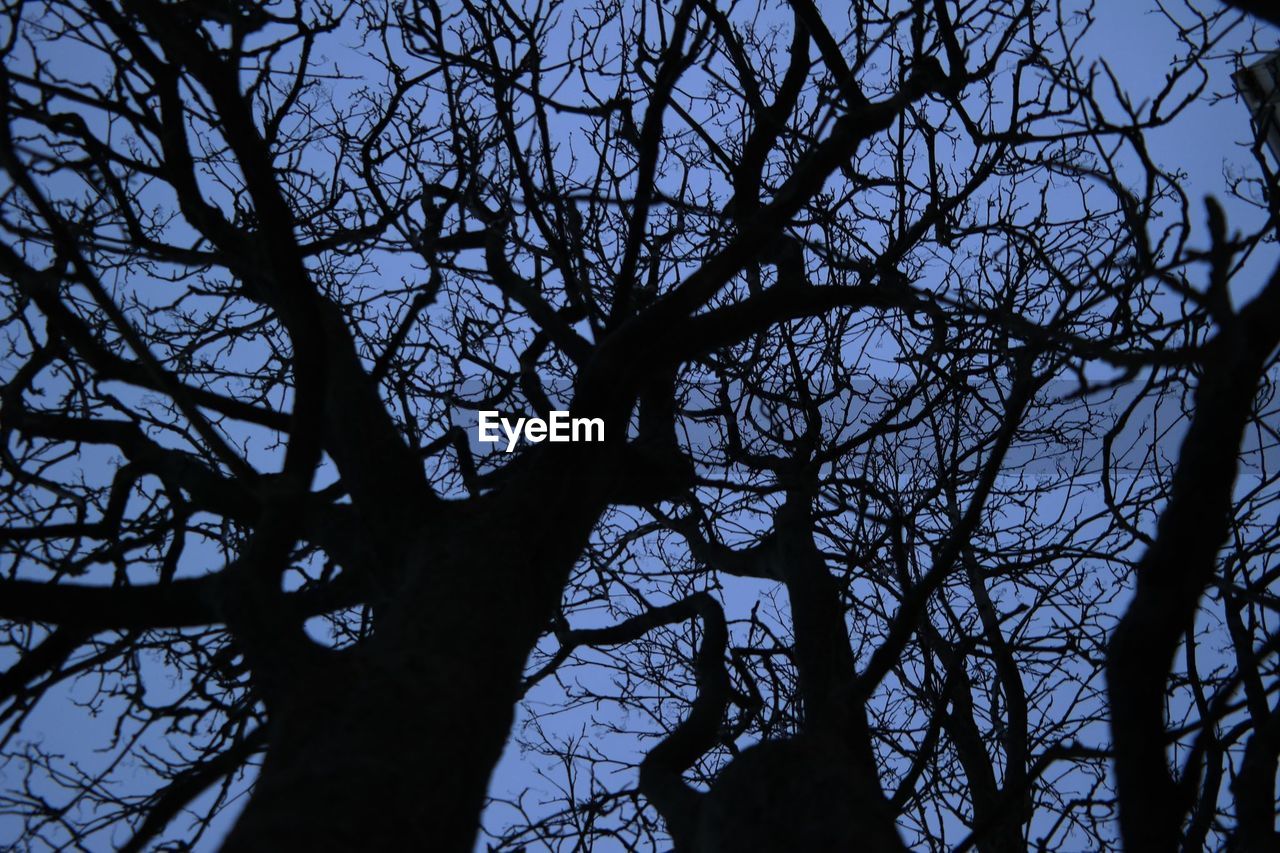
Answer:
0 0 1277 850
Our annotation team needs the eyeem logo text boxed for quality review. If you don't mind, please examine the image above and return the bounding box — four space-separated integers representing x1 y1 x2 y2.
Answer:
477 411 605 453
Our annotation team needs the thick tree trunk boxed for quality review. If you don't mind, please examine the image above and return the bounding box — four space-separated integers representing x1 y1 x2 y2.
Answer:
220 643 522 851
220 545 544 849
690 733 905 852
222 437 622 850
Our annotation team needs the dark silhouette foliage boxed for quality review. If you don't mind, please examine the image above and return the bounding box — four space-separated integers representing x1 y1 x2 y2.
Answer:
0 0 1278 850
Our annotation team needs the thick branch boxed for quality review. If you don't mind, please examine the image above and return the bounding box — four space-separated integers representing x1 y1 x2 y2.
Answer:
1107 261 1280 850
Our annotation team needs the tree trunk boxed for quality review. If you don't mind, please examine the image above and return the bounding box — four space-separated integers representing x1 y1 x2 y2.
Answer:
223 442 619 850
691 733 905 852
220 642 522 851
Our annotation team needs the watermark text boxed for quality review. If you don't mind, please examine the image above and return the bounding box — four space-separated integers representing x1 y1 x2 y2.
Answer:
477 411 604 452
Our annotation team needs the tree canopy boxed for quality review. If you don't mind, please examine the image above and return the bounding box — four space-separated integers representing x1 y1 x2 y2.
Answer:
1 0 1279 850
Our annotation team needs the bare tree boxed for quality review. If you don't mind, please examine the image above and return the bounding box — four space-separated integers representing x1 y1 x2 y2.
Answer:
0 0 1275 851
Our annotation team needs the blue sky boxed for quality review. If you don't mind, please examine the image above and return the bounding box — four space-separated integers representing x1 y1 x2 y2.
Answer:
0 1 1277 850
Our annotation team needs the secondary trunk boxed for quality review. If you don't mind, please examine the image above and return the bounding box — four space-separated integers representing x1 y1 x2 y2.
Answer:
690 733 905 852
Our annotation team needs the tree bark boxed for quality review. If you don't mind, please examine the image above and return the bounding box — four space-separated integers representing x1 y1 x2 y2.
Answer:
690 733 905 853
220 641 521 851
223 429 628 850
1107 270 1280 850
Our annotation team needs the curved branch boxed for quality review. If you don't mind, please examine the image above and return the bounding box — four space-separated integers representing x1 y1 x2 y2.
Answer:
521 593 729 847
